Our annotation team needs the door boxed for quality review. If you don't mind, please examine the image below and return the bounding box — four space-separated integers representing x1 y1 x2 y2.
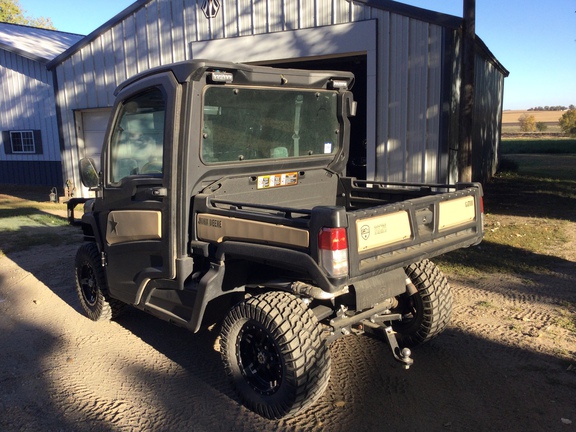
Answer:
96 72 180 305
77 108 112 171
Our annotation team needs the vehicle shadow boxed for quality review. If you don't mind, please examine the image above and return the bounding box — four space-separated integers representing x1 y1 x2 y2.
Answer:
97 309 576 432
312 327 576 432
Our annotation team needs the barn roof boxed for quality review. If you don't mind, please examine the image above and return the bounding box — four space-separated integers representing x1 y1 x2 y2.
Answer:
354 0 509 76
0 22 84 63
46 0 507 77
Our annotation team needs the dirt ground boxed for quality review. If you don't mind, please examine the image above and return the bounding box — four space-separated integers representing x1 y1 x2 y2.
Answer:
1 198 575 431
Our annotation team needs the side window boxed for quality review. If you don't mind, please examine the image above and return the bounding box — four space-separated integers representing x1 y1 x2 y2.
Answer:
109 88 165 184
2 130 43 155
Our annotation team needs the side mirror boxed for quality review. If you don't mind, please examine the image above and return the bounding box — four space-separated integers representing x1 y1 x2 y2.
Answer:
79 158 100 188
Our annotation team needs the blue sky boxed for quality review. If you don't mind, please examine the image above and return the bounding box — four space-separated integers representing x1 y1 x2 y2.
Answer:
18 0 576 110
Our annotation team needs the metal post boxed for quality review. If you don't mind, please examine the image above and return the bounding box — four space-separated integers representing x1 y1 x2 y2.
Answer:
458 0 476 182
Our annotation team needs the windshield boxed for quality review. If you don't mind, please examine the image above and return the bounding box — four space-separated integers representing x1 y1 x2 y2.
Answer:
201 87 340 163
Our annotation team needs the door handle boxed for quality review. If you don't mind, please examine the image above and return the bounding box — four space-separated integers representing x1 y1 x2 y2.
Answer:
148 187 168 198
132 186 168 201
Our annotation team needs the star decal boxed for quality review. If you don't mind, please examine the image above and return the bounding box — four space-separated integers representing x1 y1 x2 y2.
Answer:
109 216 119 235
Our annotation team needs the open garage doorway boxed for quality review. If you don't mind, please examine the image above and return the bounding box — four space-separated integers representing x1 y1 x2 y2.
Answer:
263 55 368 179
191 21 377 180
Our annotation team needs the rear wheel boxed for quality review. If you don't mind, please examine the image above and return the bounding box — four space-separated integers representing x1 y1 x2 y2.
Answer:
74 242 124 321
220 291 331 419
392 259 453 347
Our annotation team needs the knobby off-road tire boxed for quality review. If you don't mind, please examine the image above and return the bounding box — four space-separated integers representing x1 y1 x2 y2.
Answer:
393 259 453 347
74 242 124 321
220 291 331 419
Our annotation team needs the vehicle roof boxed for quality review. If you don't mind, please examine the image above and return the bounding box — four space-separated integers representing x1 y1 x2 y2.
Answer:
114 59 355 95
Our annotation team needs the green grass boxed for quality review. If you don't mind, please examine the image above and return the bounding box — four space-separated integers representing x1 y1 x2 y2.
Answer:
499 154 576 180
0 191 80 256
436 219 569 277
501 138 576 155
436 146 576 278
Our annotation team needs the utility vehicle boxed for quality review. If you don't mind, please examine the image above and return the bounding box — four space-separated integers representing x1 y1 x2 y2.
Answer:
70 60 483 419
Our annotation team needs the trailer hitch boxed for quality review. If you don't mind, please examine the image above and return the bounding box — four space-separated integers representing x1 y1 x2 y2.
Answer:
328 304 414 369
382 325 413 369
361 319 414 369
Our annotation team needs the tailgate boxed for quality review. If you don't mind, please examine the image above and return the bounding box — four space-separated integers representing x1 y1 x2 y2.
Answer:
346 186 483 278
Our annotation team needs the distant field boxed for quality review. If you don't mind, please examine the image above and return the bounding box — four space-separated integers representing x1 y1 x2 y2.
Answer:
502 110 563 125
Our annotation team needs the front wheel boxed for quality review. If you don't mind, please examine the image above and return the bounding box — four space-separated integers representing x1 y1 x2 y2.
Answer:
220 291 331 419
392 259 453 347
74 242 124 321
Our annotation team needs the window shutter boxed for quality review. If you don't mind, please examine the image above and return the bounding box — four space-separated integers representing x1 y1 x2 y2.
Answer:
33 130 43 154
2 131 12 154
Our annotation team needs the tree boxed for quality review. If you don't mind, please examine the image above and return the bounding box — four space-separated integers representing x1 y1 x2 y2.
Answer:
518 113 536 132
0 0 55 29
536 122 548 132
559 109 576 136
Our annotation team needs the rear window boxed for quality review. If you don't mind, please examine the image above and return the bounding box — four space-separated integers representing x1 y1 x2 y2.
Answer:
201 87 340 163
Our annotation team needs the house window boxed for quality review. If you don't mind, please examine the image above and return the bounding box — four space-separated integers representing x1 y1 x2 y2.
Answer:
10 131 36 153
1 130 43 155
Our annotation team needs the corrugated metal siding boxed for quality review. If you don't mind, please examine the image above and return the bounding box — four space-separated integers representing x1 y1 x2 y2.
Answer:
0 49 61 163
54 0 498 190
446 29 462 184
0 161 63 186
370 11 444 183
473 52 504 183
444 35 505 184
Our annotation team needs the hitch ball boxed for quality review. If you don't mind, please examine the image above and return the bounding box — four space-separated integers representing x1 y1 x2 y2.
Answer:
400 348 412 370
400 347 411 360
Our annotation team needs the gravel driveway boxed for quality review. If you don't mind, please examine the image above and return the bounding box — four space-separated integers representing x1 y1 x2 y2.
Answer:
1 217 575 431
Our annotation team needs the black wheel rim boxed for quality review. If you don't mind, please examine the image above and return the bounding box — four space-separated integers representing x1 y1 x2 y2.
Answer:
237 321 283 396
79 264 98 306
399 295 418 322
393 291 425 334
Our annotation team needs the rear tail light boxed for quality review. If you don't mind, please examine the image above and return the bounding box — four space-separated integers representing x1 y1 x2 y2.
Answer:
318 227 349 278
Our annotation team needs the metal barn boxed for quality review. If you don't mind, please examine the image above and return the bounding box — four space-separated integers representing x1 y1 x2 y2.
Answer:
0 23 82 187
47 0 508 195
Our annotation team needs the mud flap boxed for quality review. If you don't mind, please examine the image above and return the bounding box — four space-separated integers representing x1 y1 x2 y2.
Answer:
189 261 226 332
